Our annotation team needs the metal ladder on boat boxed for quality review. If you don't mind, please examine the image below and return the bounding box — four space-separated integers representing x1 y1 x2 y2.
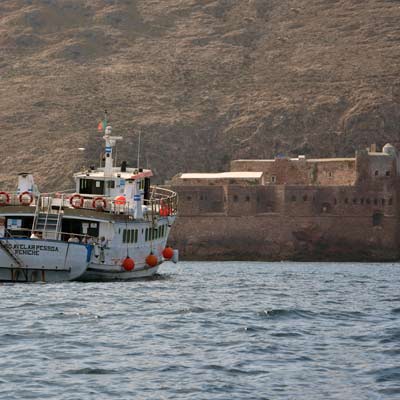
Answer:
32 194 64 240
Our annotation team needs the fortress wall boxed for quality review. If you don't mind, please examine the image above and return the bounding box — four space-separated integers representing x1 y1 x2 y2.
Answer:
313 160 356 185
225 185 258 216
231 158 356 185
169 183 399 261
169 213 399 261
176 186 225 215
173 184 396 218
169 146 400 261
256 186 285 213
282 186 395 217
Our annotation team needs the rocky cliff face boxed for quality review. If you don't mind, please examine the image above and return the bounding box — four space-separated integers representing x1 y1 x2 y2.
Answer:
1 0 400 190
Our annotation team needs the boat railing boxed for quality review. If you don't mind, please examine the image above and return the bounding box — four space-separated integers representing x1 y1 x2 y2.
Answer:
5 227 99 244
144 186 178 219
0 189 74 209
0 186 178 219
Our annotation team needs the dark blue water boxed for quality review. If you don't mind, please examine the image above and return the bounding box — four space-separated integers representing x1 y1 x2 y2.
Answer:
0 262 399 399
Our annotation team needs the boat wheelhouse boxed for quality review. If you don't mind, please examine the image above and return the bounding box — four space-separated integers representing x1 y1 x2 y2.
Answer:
0 124 178 282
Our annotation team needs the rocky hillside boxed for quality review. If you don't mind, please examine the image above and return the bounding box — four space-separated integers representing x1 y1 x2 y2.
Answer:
1 0 400 190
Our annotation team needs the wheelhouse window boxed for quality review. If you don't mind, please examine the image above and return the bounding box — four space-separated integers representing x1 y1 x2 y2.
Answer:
79 179 105 195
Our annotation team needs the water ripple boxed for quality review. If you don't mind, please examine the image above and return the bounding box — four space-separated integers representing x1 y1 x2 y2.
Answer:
0 261 399 399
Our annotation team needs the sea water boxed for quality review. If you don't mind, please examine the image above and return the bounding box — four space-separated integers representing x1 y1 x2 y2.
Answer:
0 262 399 399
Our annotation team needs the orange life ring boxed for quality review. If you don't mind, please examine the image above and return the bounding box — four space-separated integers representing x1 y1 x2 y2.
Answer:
70 194 84 209
19 191 33 206
92 196 107 211
0 191 10 206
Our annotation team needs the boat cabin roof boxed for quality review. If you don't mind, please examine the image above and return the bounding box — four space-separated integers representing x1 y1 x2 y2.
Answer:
74 167 153 181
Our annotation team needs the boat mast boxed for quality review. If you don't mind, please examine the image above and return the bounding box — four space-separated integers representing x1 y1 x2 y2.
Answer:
103 125 123 177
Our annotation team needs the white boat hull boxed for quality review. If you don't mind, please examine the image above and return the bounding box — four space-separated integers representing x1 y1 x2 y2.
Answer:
0 239 89 282
78 263 161 281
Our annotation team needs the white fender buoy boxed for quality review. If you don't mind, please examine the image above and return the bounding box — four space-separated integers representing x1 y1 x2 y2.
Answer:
172 249 179 264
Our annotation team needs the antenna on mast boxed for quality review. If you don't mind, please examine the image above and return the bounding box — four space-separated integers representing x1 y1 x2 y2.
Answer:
137 130 141 170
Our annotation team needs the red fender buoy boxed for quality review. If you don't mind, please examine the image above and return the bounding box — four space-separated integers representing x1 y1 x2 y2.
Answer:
122 257 135 271
115 196 126 206
146 253 158 268
162 246 174 260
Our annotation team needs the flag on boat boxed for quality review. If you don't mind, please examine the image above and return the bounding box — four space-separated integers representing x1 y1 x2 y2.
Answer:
98 111 109 132
97 119 107 132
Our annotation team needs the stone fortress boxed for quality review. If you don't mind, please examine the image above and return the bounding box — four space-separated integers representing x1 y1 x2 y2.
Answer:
168 144 399 261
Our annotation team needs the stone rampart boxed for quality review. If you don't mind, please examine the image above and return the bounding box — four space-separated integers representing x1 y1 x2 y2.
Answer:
168 144 400 261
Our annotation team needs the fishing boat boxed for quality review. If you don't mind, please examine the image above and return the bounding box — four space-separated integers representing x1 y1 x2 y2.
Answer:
0 119 178 282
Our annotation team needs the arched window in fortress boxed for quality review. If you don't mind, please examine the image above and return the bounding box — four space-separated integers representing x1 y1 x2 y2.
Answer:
382 198 386 206
366 198 371 205
303 195 308 201
291 195 296 202
344 198 349 204
233 195 239 202
245 195 250 202
386 171 391 177
186 195 192 201
374 199 378 205
375 170 379 176
360 198 364 205
389 198 393 206
353 198 357 204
